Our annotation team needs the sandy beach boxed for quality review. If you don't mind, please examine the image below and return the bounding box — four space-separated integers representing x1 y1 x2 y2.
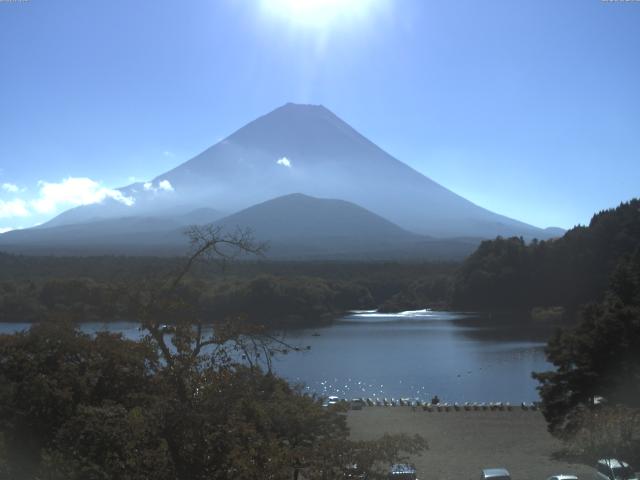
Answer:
347 407 594 480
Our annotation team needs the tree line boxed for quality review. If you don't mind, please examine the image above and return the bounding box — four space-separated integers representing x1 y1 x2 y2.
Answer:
0 258 458 325
532 245 640 464
0 226 427 479
452 199 640 311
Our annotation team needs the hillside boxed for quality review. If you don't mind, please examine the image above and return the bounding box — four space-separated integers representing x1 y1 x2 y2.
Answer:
451 198 640 310
0 194 480 259
0 208 221 256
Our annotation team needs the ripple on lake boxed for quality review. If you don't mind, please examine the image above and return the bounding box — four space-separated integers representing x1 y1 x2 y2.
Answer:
1 311 552 402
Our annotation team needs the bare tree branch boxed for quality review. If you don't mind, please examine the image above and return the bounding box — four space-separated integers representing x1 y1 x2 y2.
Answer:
135 224 277 401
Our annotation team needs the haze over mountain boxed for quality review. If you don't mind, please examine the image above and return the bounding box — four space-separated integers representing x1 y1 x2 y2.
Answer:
211 193 462 259
0 103 561 257
0 194 481 259
0 208 221 256
43 104 555 234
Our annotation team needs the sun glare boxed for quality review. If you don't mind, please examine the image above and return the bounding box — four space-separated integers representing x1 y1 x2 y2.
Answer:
260 0 384 29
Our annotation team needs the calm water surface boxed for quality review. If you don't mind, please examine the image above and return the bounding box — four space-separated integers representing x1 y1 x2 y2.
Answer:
0 310 552 403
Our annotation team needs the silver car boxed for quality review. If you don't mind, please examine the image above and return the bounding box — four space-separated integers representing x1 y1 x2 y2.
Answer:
481 468 511 480
388 463 417 480
547 475 578 480
595 459 638 480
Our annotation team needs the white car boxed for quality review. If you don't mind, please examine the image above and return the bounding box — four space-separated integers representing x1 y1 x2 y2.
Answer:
596 459 638 480
547 475 578 480
481 468 511 480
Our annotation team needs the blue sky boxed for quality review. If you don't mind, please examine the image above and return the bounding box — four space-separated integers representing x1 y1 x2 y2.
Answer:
0 0 639 232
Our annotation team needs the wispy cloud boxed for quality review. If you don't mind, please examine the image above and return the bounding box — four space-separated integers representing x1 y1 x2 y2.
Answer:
158 179 174 191
276 157 292 168
0 199 30 219
31 177 135 214
143 179 175 193
2 183 23 193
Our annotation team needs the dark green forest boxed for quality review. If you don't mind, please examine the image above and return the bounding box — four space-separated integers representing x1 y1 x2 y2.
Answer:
532 246 640 464
0 255 456 326
0 226 428 479
3 200 640 325
447 198 640 461
452 199 640 311
0 323 428 480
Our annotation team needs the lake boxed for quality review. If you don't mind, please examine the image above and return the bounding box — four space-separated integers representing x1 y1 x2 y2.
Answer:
0 310 553 403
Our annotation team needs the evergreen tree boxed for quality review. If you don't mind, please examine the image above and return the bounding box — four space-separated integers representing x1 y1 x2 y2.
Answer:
533 249 640 446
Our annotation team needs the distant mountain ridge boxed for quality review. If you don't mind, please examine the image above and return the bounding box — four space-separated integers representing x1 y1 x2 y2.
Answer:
0 103 562 258
215 193 416 241
0 208 221 255
0 194 480 259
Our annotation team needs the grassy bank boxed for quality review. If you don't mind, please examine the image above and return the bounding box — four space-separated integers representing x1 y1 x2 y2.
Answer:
347 407 595 480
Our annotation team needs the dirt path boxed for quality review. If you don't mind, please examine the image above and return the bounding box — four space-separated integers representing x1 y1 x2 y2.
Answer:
347 407 594 480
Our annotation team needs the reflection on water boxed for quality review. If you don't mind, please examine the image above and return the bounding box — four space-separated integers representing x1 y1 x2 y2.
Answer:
0 311 554 402
274 310 552 403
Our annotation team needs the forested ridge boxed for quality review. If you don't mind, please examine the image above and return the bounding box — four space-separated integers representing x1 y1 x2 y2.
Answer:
532 245 640 464
0 255 456 326
3 198 639 324
452 199 640 311
0 275 372 326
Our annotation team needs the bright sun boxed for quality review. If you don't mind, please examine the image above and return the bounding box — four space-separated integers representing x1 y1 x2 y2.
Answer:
260 0 384 29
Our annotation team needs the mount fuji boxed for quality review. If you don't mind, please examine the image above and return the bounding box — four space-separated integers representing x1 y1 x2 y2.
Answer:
0 103 560 258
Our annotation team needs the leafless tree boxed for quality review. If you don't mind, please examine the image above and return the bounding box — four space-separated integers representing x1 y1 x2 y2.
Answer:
135 225 304 401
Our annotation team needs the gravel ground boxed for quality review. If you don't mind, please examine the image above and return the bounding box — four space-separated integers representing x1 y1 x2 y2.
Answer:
347 407 595 480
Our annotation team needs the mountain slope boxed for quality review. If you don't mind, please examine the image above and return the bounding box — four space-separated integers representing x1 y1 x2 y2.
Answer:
40 103 554 239
0 208 221 255
214 193 416 241
0 194 480 259
209 193 430 259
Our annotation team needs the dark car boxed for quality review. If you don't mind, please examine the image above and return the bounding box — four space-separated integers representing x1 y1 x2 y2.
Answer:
343 463 367 479
596 459 638 480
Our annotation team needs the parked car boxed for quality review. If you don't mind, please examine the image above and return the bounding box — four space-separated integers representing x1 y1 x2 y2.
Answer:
343 463 367 479
547 474 578 480
388 463 417 479
595 459 638 480
481 468 511 480
327 395 340 406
